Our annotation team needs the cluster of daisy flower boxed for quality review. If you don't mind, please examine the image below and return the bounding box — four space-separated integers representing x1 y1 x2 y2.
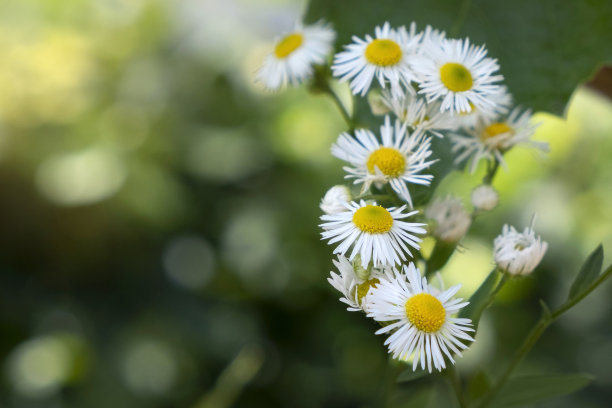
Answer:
258 21 550 373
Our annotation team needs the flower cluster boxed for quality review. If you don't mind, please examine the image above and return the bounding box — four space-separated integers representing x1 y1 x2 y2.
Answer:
258 20 550 373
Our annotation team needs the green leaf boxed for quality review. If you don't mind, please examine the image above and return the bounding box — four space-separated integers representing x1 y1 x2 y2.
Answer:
411 136 456 208
305 0 612 115
569 244 603 300
458 269 499 329
397 367 429 383
467 370 491 402
538 299 552 320
425 240 457 275
490 373 593 408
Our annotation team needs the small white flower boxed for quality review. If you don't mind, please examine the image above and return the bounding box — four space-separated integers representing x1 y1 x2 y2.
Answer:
426 197 471 243
380 89 457 138
320 200 426 268
331 116 436 207
257 22 336 91
450 107 549 173
412 37 504 115
471 185 499 211
367 263 474 372
454 85 513 130
332 22 421 97
328 255 389 312
494 221 548 276
320 185 352 215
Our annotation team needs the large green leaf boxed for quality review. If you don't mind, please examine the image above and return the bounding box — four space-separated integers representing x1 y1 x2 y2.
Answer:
488 373 593 408
568 244 603 300
305 0 612 115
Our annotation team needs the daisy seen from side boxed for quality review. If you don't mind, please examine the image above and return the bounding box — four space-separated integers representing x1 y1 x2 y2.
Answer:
257 21 336 91
327 255 390 312
453 85 513 130
331 115 436 208
494 220 548 276
320 200 426 268
367 263 474 372
380 89 457 138
450 106 548 173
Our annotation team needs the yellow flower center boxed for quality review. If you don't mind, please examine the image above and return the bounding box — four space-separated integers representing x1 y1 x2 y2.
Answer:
352 205 393 234
482 122 513 140
274 33 303 58
356 278 380 304
405 293 446 333
366 147 406 177
440 63 473 92
365 39 402 66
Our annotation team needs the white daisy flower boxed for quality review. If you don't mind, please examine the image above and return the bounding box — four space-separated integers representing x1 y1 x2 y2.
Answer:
471 185 499 211
327 255 390 312
413 37 504 115
380 89 457 138
425 197 471 243
257 21 336 91
332 22 422 97
320 200 426 268
454 85 513 130
331 116 436 207
450 107 549 173
320 185 352 215
494 221 548 276
367 263 474 372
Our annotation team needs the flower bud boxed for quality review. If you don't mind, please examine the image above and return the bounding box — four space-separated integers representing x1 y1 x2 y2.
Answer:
426 197 471 243
494 223 547 275
320 185 352 214
471 185 499 211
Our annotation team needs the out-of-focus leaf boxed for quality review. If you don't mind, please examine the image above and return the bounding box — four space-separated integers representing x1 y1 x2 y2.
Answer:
411 136 456 208
425 240 457 275
305 0 612 115
568 244 603 300
458 269 499 329
467 369 491 402
397 367 429 383
489 373 593 408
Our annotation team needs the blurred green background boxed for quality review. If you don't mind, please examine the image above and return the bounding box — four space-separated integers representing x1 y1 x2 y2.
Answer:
0 0 611 407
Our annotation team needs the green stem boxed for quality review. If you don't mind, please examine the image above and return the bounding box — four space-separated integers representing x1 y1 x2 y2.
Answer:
482 160 500 185
446 365 468 408
325 84 353 128
487 274 508 307
477 264 612 408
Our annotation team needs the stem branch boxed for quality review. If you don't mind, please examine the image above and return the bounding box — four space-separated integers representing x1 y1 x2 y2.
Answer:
477 264 612 408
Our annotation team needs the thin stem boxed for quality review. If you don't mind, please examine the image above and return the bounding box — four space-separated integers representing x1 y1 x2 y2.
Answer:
475 317 549 408
489 274 508 304
446 365 468 408
482 160 500 185
325 84 353 128
477 264 612 408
